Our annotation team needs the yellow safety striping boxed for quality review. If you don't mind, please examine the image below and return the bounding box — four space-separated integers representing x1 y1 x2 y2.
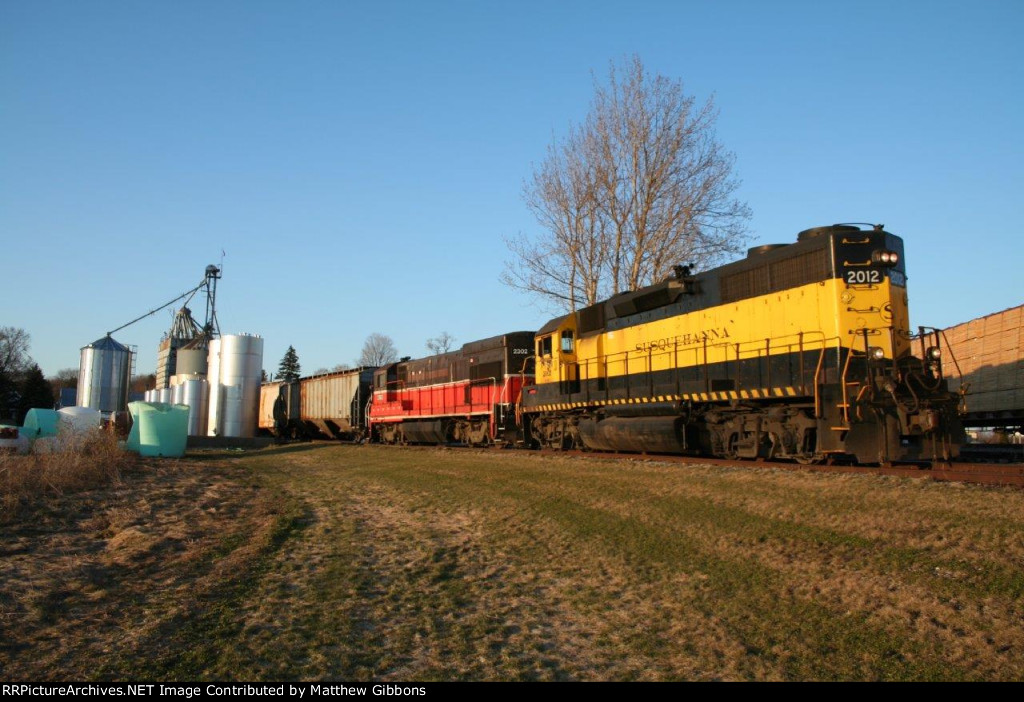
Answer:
530 383 811 413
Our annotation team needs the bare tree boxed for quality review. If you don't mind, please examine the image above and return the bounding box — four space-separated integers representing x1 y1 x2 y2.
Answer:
49 367 79 389
0 327 33 419
130 373 156 393
425 331 456 355
0 326 31 378
358 333 398 367
314 363 352 375
504 55 751 311
48 367 80 405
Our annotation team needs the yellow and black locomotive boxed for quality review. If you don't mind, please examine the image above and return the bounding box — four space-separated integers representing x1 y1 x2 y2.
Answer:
519 224 963 464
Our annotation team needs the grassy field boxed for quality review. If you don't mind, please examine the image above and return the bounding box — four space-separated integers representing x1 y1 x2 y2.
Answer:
1 443 1022 681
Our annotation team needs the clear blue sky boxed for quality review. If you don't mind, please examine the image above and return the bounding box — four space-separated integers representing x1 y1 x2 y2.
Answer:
2 0 1021 378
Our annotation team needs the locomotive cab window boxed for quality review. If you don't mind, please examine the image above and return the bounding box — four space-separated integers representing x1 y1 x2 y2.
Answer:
539 336 553 357
560 330 575 354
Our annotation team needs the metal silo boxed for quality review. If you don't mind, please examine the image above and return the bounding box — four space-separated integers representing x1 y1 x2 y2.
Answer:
180 376 210 436
176 347 208 376
206 338 223 436
77 335 132 414
218 334 264 438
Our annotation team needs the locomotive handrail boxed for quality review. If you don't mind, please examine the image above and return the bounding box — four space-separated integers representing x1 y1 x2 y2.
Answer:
516 355 535 429
596 330 832 402
813 345 827 419
486 377 500 438
933 327 970 415
928 327 965 382
838 331 867 425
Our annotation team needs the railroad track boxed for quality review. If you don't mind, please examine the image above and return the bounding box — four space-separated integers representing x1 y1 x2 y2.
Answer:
530 449 1024 487
298 441 1024 488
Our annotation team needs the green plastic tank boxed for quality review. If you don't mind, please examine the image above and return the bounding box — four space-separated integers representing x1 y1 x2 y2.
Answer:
23 408 59 437
126 402 189 458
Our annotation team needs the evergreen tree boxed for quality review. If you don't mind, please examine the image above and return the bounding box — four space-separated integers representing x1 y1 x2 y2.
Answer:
277 346 301 382
18 364 54 422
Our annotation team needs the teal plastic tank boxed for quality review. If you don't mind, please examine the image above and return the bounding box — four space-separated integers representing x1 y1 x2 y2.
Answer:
126 402 189 458
23 408 59 437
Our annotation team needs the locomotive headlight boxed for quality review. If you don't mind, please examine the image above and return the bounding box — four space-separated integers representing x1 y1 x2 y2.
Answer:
872 249 900 266
926 346 942 361
868 346 886 361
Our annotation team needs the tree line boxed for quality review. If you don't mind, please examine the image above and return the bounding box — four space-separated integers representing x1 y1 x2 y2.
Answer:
271 331 456 381
0 327 53 423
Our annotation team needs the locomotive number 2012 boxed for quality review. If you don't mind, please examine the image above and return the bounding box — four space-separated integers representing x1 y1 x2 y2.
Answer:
845 269 882 285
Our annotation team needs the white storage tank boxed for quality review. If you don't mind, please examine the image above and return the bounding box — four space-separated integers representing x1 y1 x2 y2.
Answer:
58 406 102 434
206 338 223 436
217 334 264 438
176 347 208 376
78 335 132 414
180 376 210 436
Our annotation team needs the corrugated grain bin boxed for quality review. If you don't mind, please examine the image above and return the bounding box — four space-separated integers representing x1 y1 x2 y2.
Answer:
78 335 132 413
125 402 189 458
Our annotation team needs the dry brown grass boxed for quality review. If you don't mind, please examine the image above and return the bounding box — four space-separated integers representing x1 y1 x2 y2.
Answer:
2 443 1022 681
0 453 297 680
0 429 138 522
204 446 1024 681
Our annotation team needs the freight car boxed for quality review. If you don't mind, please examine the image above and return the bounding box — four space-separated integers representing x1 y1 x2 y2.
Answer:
942 304 1023 431
519 224 964 464
367 332 534 446
258 367 375 440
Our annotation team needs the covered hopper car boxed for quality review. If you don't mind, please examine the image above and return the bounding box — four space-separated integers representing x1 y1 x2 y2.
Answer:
259 367 375 440
942 304 1024 431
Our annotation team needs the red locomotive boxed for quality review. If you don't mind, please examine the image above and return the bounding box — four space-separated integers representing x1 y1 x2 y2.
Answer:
367 332 534 446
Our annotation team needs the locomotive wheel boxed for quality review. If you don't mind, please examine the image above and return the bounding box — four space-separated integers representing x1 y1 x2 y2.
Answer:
726 433 741 460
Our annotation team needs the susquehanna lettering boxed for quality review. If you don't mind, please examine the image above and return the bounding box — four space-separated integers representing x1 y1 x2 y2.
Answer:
635 327 730 353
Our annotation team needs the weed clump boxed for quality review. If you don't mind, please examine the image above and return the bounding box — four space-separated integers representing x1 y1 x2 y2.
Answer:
0 429 138 522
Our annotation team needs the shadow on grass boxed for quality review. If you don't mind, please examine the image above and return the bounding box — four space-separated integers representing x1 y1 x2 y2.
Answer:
185 441 338 461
